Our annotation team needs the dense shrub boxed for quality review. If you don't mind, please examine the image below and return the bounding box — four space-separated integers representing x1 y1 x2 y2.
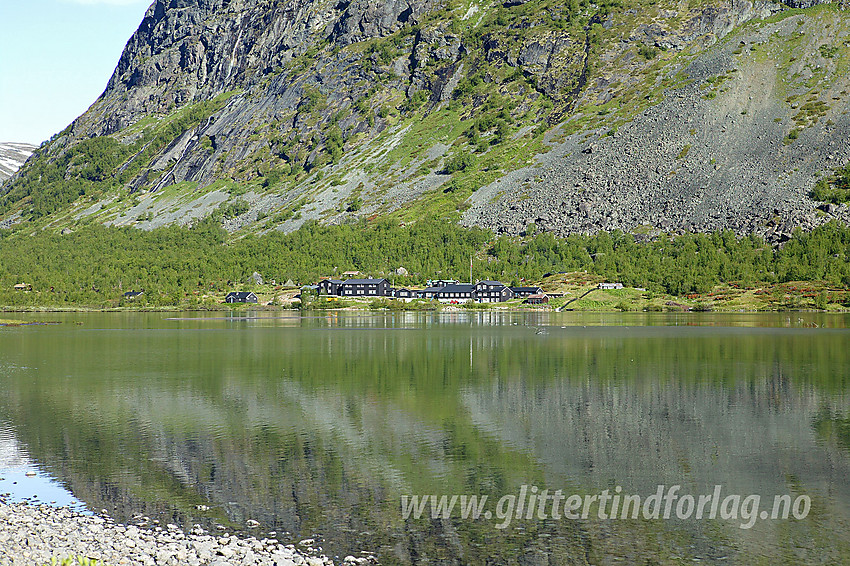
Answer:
443 151 476 174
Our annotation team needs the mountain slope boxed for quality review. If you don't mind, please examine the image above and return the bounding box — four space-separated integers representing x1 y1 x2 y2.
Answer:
0 143 36 183
2 0 850 240
464 5 850 239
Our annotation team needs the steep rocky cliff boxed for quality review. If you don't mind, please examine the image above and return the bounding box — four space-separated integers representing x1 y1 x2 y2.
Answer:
3 0 850 240
76 0 440 137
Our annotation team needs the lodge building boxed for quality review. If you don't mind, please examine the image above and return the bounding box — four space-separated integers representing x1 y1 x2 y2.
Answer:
316 278 517 303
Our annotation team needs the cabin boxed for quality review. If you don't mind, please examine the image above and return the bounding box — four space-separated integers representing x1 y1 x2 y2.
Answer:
525 293 550 305
435 283 475 303
339 278 391 297
123 290 144 300
427 279 458 288
510 286 543 298
318 279 344 296
225 291 259 304
342 270 361 277
393 288 417 301
598 283 624 290
474 281 514 303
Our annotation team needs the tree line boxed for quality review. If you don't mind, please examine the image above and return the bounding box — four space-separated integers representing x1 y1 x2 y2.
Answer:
0 218 848 307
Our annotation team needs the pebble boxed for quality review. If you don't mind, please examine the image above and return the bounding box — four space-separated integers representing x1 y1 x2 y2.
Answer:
0 501 338 566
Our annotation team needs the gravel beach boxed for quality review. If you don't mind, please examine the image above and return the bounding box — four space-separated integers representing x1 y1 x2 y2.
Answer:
0 501 370 566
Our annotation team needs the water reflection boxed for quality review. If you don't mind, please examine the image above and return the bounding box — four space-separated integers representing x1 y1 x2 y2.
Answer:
0 425 88 511
0 312 848 563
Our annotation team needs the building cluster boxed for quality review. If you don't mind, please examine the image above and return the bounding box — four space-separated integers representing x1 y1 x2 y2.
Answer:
307 278 551 304
221 272 626 305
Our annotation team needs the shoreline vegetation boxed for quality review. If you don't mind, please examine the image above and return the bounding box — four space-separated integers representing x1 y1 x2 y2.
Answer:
0 219 849 313
1 283 848 315
0 501 350 566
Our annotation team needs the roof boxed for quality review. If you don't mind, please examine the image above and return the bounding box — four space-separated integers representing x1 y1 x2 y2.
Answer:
527 293 549 299
343 278 387 284
320 279 344 284
511 286 542 293
438 284 475 294
476 280 506 286
227 291 257 298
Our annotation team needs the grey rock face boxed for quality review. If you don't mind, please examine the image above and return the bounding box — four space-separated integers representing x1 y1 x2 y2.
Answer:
83 0 323 135
786 0 849 8
644 0 781 50
483 29 586 99
332 0 436 46
75 0 439 138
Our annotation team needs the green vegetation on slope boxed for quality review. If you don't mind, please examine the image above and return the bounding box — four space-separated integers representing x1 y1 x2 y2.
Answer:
0 220 849 308
1 136 132 219
1 92 238 220
810 163 850 204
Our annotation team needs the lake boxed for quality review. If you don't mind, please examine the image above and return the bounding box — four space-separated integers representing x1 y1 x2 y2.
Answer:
1 311 849 564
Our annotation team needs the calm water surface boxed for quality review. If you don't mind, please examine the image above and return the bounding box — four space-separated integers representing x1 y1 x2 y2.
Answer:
1 311 849 564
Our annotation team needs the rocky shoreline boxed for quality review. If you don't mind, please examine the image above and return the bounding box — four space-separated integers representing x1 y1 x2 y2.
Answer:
0 501 372 566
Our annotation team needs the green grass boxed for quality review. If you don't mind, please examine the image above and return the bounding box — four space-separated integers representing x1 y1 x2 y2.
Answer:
377 108 469 176
151 181 200 199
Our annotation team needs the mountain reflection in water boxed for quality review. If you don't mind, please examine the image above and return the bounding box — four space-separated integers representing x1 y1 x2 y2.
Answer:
0 312 848 564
